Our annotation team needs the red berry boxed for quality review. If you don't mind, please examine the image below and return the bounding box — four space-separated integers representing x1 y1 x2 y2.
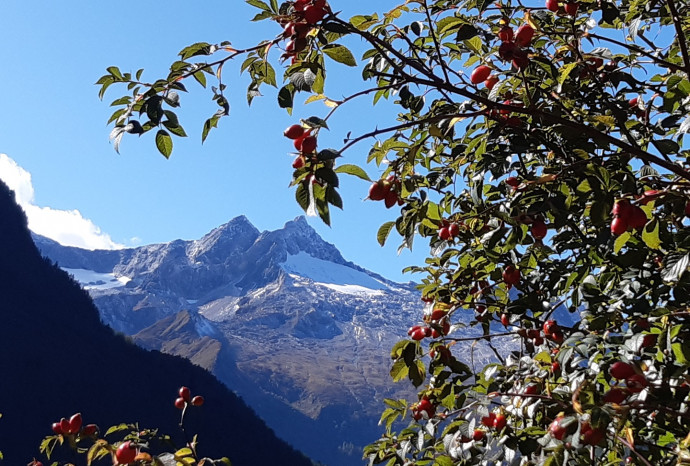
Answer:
551 361 561 372
68 413 82 434
116 441 138 465
580 422 605 445
498 41 518 61
82 424 98 436
500 313 510 327
609 361 635 380
439 226 452 240
524 384 539 395
512 49 530 70
515 24 535 47
527 329 541 339
543 320 559 335
473 429 486 441
484 75 499 90
179 386 191 402
642 333 657 348
534 336 545 346
283 124 304 139
59 418 70 435
505 176 520 187
546 0 559 11
368 181 386 201
430 309 447 321
52 422 63 435
612 199 632 217
550 330 564 344
498 26 514 42
384 190 399 209
292 156 305 169
191 395 205 407
502 265 521 287
564 2 579 15
611 216 628 235
410 328 427 341
298 135 317 153
549 417 567 440
303 5 327 24
481 412 496 427
628 206 647 229
628 97 640 108
626 374 648 393
531 220 547 240
603 387 629 404
493 414 507 430
175 397 186 410
471 65 492 84
448 223 460 237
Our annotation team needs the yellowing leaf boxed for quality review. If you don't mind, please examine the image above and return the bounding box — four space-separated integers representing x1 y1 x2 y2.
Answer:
305 94 326 104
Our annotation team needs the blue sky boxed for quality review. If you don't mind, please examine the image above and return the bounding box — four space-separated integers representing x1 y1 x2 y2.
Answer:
0 0 430 282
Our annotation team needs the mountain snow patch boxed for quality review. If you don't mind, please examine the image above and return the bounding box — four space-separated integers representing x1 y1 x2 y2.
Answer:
281 251 387 292
62 268 131 290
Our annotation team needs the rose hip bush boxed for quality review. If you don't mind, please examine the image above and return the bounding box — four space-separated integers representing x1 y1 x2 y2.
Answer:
99 0 690 463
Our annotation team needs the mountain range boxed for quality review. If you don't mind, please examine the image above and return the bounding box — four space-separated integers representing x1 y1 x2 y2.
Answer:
33 214 424 465
0 180 310 466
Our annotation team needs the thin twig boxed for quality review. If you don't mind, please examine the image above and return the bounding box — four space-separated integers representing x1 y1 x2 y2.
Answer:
665 0 690 74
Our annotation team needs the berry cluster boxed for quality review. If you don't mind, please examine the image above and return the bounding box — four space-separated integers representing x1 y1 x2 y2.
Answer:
437 219 460 241
368 176 403 208
175 386 205 410
51 413 98 438
280 0 330 62
610 199 648 235
284 123 318 169
496 23 534 70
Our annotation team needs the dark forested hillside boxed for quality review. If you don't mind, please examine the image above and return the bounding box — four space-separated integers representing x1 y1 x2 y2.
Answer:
0 180 311 466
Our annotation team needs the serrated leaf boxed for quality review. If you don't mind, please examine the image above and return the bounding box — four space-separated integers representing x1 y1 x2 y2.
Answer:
334 164 370 181
323 44 357 67
377 221 396 246
390 358 409 382
662 254 690 283
155 129 173 158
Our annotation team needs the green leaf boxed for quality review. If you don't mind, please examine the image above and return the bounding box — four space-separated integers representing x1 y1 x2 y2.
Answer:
278 85 293 109
642 219 660 250
662 254 689 283
323 45 357 67
651 139 680 155
106 66 123 80
334 164 371 181
178 42 212 60
614 231 630 254
377 221 396 246
317 149 340 161
202 115 220 143
390 358 409 382
193 71 207 88
558 63 579 86
155 130 173 158
246 0 271 11
434 456 455 466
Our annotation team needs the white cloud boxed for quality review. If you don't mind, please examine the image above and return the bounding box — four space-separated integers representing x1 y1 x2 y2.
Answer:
0 154 124 250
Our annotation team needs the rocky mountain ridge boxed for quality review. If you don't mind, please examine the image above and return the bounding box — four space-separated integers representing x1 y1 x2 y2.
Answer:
34 215 423 465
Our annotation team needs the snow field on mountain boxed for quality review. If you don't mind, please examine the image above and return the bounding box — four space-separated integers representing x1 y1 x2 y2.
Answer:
63 267 131 290
280 251 387 294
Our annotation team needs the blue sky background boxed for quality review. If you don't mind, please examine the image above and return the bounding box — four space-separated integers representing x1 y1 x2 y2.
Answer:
0 0 432 282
